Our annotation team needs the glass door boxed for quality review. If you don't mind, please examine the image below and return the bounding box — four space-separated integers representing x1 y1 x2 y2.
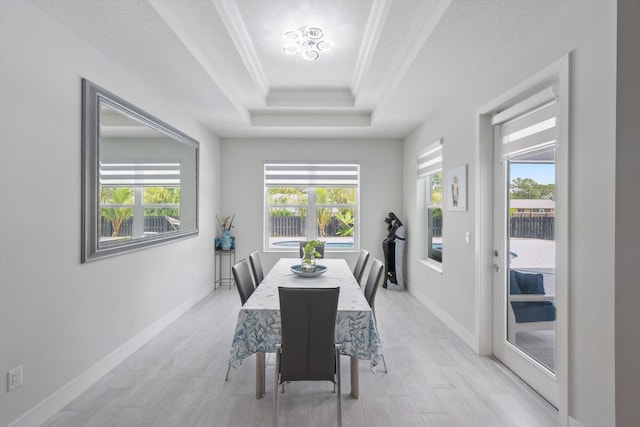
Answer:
493 146 559 406
487 61 569 415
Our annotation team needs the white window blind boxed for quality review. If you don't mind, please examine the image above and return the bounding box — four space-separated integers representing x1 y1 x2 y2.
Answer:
417 139 443 178
100 162 181 187
264 163 359 187
493 86 558 159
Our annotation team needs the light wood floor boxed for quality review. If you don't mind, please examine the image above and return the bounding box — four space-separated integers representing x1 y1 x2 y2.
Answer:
42 285 558 427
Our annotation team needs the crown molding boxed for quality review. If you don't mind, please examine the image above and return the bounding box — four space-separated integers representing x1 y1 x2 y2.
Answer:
266 88 355 107
213 0 269 97
149 0 250 121
375 0 451 107
251 112 371 127
351 0 393 97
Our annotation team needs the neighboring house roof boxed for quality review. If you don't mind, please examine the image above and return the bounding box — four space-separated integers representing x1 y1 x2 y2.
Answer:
510 199 555 209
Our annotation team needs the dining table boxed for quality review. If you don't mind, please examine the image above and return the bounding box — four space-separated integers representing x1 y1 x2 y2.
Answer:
227 257 382 399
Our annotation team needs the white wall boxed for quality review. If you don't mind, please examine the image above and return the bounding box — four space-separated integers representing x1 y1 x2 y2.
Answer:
220 138 402 272
0 2 220 425
401 2 617 426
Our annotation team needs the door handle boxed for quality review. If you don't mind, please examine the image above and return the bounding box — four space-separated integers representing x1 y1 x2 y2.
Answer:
493 264 501 272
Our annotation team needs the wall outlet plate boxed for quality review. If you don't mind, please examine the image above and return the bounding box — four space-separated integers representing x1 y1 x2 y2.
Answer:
8 365 23 391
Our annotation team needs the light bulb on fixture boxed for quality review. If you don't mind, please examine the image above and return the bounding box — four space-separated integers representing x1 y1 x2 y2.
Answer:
282 26 334 61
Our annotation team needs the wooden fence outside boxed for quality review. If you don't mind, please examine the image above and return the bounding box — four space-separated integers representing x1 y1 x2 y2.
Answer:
431 217 442 237
100 216 174 237
269 216 343 237
100 215 553 240
267 216 555 240
510 216 555 240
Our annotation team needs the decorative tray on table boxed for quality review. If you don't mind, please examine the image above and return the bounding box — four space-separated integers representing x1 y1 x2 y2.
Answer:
289 264 328 277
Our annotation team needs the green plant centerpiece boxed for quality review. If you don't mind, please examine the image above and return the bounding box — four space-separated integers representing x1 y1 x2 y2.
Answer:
301 240 323 273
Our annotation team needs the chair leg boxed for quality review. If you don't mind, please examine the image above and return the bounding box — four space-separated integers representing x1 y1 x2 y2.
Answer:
336 348 342 427
274 347 281 427
225 364 231 381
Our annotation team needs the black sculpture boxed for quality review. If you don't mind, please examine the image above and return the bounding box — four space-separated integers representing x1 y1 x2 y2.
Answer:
382 212 405 290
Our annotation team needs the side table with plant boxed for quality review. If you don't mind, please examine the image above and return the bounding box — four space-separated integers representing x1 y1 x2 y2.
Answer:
217 214 235 250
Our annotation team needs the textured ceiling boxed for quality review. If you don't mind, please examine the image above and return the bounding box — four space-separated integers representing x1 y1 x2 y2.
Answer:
30 0 454 139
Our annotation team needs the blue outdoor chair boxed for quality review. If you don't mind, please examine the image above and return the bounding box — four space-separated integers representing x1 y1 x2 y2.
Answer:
508 270 556 342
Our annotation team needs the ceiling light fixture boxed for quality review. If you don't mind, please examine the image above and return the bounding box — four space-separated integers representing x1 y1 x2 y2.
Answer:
282 27 334 61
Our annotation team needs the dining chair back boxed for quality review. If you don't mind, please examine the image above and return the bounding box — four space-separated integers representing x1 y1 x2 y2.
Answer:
225 258 256 381
249 250 264 287
353 249 370 286
231 259 254 305
274 286 342 427
164 215 180 231
298 241 325 258
364 258 384 309
363 258 388 373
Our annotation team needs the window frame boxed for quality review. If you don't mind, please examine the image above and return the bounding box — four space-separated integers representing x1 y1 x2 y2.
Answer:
426 172 443 265
264 163 360 253
417 139 444 270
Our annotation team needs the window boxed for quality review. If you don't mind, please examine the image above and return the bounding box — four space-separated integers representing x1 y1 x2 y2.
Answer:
264 163 359 251
417 140 443 264
99 162 181 243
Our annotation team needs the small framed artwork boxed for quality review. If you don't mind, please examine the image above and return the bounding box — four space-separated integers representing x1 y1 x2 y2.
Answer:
447 165 467 211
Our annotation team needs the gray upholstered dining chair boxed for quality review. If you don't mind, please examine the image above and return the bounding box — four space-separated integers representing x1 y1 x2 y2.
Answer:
274 286 342 427
249 250 264 287
225 258 255 381
352 249 370 286
363 258 388 373
232 258 255 305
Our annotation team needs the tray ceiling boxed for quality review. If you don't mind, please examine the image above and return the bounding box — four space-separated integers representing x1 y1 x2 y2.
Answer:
32 0 452 138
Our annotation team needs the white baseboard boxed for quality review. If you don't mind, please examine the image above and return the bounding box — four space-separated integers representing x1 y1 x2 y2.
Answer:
8 286 212 427
409 290 478 352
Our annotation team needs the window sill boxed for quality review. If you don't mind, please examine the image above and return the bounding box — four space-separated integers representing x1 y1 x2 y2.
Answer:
417 258 443 274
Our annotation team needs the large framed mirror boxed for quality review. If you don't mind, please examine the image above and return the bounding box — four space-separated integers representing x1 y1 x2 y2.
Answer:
82 79 199 262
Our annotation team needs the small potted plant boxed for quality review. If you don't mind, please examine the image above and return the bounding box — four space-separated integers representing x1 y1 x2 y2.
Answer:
301 240 323 272
217 214 235 250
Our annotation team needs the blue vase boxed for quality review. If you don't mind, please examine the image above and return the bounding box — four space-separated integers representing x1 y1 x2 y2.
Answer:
221 230 232 250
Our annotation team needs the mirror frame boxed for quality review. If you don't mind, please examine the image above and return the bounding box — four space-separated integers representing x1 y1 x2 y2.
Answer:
81 79 199 262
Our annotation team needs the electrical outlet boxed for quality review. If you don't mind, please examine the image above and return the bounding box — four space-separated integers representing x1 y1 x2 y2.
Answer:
8 365 23 391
